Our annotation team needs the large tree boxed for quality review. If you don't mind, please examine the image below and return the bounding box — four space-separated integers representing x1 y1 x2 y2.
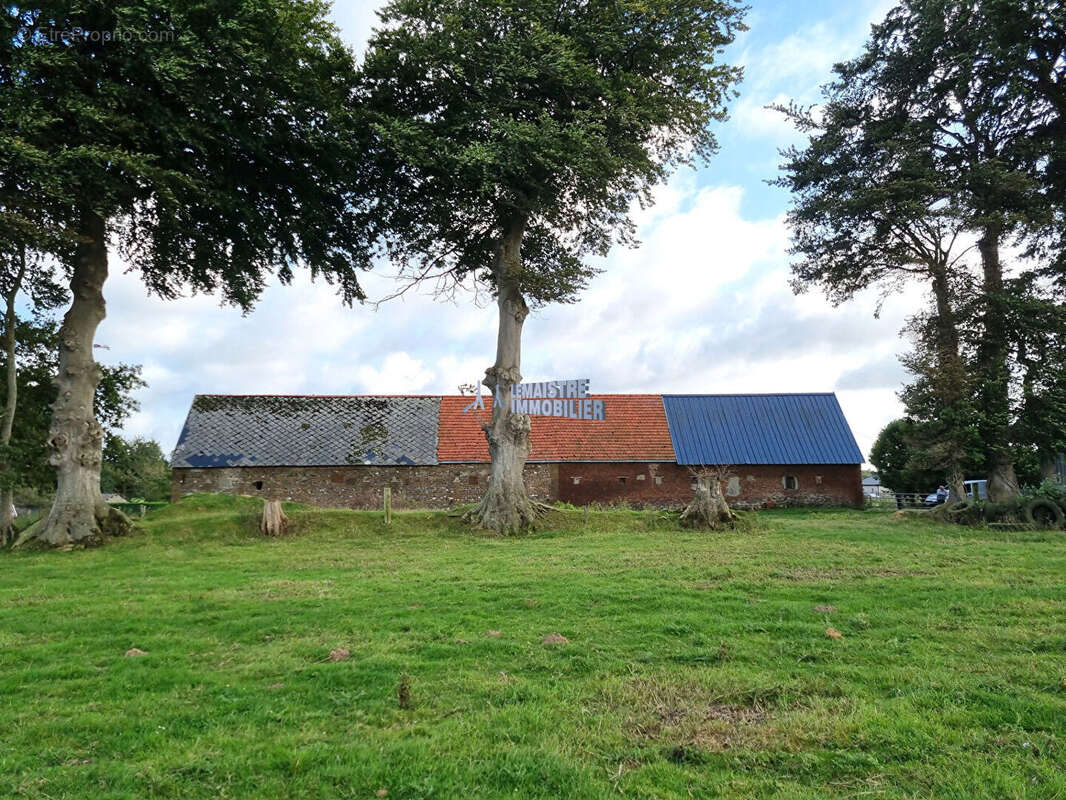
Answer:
0 315 143 533
358 0 745 533
2 1 370 546
774 89 978 500
779 0 1064 501
854 0 1057 500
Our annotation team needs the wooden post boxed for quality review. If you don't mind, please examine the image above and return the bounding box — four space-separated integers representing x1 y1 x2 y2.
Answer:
383 487 392 525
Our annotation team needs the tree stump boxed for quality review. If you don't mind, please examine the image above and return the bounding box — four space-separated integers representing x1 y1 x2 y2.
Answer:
260 500 288 537
680 468 737 530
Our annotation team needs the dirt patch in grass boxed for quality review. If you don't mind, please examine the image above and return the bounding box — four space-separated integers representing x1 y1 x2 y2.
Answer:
611 679 779 753
773 567 934 581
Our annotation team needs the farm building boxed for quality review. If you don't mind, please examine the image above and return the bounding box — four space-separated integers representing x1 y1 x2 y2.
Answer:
170 393 864 509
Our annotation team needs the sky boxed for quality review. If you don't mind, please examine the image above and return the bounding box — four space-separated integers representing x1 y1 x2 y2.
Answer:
92 0 920 464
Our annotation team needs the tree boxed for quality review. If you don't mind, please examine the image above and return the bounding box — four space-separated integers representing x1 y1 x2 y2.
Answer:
774 82 977 500
0 246 64 543
2 2 370 546
1011 281 1066 479
852 0 1058 500
0 316 144 528
779 0 1064 502
869 418 947 495
358 0 745 533
101 436 170 502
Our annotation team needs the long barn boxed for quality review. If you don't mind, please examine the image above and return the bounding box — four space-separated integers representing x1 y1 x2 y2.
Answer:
170 393 864 509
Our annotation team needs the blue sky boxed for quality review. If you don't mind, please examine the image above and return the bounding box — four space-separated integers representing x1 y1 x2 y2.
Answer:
97 0 916 464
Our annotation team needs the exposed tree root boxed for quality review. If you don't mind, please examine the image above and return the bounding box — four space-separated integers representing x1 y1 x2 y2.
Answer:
15 501 133 550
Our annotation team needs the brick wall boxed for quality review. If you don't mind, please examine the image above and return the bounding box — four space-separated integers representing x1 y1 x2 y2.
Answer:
171 464 553 509
172 461 861 510
556 462 862 508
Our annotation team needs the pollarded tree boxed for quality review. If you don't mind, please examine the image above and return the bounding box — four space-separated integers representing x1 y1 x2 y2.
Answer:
358 0 745 534
2 2 370 547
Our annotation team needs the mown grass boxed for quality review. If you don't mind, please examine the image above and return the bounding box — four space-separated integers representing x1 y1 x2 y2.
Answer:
2 495 1065 799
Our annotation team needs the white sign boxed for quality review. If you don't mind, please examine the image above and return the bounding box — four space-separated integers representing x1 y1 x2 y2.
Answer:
461 378 605 420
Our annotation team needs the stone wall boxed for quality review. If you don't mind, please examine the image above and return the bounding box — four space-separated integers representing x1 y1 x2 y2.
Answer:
171 464 553 509
172 461 861 510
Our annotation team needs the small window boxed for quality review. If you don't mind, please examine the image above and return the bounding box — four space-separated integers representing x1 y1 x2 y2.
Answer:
618 476 627 484
784 475 798 490
253 480 264 491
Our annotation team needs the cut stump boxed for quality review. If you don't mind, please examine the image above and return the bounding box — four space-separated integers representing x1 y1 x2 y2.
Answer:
260 500 288 537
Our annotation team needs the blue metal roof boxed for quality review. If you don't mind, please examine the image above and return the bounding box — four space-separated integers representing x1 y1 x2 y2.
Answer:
662 394 863 465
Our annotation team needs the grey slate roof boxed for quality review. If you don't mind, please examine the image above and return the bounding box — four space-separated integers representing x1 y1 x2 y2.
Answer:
172 395 441 468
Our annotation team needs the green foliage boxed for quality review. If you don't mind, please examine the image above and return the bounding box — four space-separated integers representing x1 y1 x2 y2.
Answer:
1029 478 1066 506
101 436 171 503
868 418 946 494
2 499 1065 797
357 0 746 304
2 0 371 307
0 315 143 494
778 0 1066 487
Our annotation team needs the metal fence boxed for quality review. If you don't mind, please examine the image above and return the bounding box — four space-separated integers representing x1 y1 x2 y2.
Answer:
866 492 936 510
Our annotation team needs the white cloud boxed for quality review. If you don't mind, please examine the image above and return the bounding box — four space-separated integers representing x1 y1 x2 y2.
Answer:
64 0 919 469
91 173 921 465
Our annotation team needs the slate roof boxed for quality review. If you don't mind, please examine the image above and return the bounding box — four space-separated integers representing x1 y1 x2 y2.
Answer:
436 394 676 463
171 395 441 468
662 394 863 465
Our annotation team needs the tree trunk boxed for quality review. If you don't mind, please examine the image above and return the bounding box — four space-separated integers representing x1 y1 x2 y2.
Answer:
30 212 131 547
1040 452 1057 482
680 470 736 529
465 217 538 535
0 246 26 546
976 229 1020 501
930 263 969 504
260 499 288 536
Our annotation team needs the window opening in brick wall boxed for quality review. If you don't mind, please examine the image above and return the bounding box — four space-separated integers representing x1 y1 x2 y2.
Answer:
783 475 798 490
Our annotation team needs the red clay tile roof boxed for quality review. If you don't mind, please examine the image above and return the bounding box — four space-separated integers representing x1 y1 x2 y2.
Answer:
437 394 676 463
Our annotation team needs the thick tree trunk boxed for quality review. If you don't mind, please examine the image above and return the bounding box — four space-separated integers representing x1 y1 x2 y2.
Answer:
976 230 1020 502
930 264 969 504
680 470 736 529
29 212 131 547
260 499 288 536
0 247 25 546
465 217 538 535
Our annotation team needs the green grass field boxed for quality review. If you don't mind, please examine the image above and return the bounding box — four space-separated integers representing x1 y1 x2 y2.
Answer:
2 496 1065 799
